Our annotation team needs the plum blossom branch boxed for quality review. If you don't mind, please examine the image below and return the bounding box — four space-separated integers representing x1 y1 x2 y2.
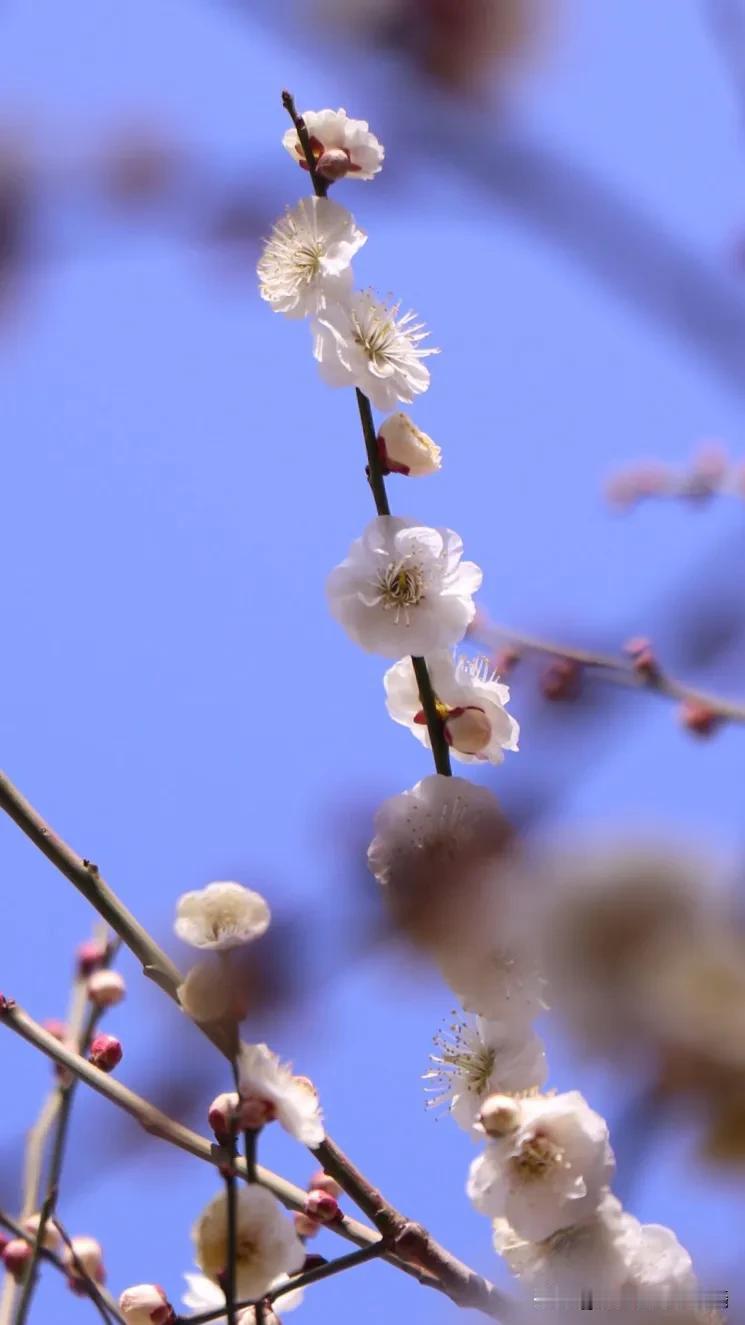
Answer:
0 1212 123 1323
51 1218 119 1325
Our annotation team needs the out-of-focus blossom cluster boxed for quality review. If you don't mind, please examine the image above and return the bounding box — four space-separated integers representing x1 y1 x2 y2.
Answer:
606 442 745 510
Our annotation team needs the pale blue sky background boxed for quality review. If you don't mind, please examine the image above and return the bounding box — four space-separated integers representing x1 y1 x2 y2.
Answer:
1 1 744 1321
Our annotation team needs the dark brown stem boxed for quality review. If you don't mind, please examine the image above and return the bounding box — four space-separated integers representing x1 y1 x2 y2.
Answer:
281 90 328 198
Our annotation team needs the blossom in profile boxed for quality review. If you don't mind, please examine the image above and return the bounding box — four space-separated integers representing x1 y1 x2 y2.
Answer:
182 1269 304 1321
119 1284 173 1324
64 1235 106 1287
377 412 441 477
192 1186 304 1302
327 516 481 657
258 197 366 318
385 651 519 763
237 1042 324 1146
282 107 384 180
313 291 438 411
23 1212 61 1253
175 882 270 951
467 1090 614 1241
424 1016 547 1134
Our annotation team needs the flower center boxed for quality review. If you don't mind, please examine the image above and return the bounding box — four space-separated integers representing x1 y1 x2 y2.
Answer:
512 1130 564 1182
378 560 425 621
354 314 396 368
291 238 323 283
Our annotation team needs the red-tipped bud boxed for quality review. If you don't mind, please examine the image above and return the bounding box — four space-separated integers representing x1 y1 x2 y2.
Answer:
294 1212 321 1239
679 699 720 737
305 1190 340 1223
541 658 582 701
208 1091 240 1144
236 1095 277 1131
77 939 109 977
119 1283 174 1324
308 1169 342 1198
3 1238 32 1279
23 1213 61 1252
65 1235 105 1288
87 970 126 1009
443 704 492 756
623 636 659 679
316 148 351 181
89 1033 122 1073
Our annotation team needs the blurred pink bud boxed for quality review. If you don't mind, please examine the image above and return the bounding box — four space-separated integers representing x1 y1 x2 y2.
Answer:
541 657 582 701
0 1233 8 1255
87 970 126 1008
119 1283 174 1324
89 1033 122 1072
624 637 659 679
294 1212 321 1239
492 646 520 676
3 1238 32 1278
308 1169 342 1198
208 1091 239 1144
305 1190 340 1223
692 441 728 482
679 699 720 738
236 1096 277 1130
65 1235 105 1287
23 1213 61 1252
42 1018 67 1041
316 148 351 180
77 939 109 976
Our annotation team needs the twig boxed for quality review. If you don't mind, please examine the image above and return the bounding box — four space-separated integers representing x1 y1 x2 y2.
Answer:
224 1166 238 1325
280 91 328 198
52 1218 118 1325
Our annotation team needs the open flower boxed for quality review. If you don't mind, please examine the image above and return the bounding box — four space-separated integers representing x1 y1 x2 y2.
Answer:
192 1186 304 1302
492 1191 638 1297
258 197 366 318
182 1270 303 1321
377 412 442 476
467 1091 615 1241
327 516 481 657
282 107 384 180
175 883 270 951
313 292 438 411
424 1016 547 1134
237 1042 324 1146
385 651 519 763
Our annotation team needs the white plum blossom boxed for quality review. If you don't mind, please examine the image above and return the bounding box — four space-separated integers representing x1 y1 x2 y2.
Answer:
237 1042 324 1146
313 292 438 411
437 940 549 1028
424 1016 547 1134
258 197 366 319
183 1270 304 1322
119 1284 172 1325
385 651 519 763
192 1185 304 1302
327 516 481 657
467 1091 615 1241
377 412 442 477
175 882 270 951
624 1220 696 1307
282 107 384 181
492 1191 638 1298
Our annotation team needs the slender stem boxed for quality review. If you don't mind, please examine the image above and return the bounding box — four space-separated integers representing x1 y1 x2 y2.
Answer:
244 1130 258 1184
410 656 452 775
280 91 328 198
355 389 390 517
224 1169 238 1325
13 1086 75 1325
52 1218 118 1325
0 1212 123 1323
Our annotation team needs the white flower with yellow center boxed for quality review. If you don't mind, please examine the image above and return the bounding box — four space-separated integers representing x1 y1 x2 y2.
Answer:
175 882 270 951
467 1091 615 1241
385 651 519 763
424 1015 547 1134
313 291 438 411
257 197 366 319
327 516 481 657
282 107 384 181
192 1186 304 1303
237 1042 324 1146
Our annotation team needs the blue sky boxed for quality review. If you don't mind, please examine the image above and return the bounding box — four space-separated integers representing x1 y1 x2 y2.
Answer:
0 1 744 1320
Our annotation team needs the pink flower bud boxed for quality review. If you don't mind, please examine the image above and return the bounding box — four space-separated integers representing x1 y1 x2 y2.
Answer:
316 148 351 180
623 636 659 679
77 939 109 976
208 1091 240 1143
492 646 520 676
87 970 126 1008
0 1233 9 1255
119 1283 174 1324
65 1235 105 1286
305 1189 340 1223
42 1018 67 1042
480 1093 521 1137
23 1213 61 1252
293 1211 320 1239
541 658 582 701
308 1169 342 1198
3 1238 32 1278
89 1033 123 1073
680 699 720 737
443 704 492 756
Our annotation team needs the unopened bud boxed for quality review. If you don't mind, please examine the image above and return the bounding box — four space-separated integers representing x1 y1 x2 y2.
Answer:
305 1189 340 1223
89 1033 123 1073
23 1213 61 1252
294 1211 321 1239
65 1235 105 1286
541 658 582 701
236 1095 277 1130
3 1238 32 1279
443 704 491 756
493 646 520 676
87 970 126 1008
77 939 109 977
0 1234 8 1256
316 148 350 181
308 1169 342 1198
119 1282 174 1324
377 412 441 477
208 1091 240 1143
43 1020 76 1086
480 1094 521 1137
680 699 720 737
624 636 659 679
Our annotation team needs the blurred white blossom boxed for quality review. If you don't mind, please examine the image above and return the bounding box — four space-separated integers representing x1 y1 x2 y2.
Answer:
192 1186 304 1302
258 197 366 318
237 1042 324 1146
175 882 270 951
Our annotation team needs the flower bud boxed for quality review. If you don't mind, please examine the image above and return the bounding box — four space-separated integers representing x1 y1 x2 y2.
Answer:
208 1091 240 1143
305 1190 339 1223
77 939 109 976
43 1020 76 1086
624 636 659 680
480 1093 521 1137
65 1235 105 1286
293 1211 320 1239
3 1238 32 1279
316 148 351 180
89 1033 123 1073
680 699 719 737
237 1095 278 1130
377 413 441 477
23 1213 61 1252
0 1234 9 1255
119 1283 174 1324
443 704 491 756
87 970 126 1008
307 1169 342 1198
541 658 582 701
